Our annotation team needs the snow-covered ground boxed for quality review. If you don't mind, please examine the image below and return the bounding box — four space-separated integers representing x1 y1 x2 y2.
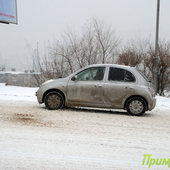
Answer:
0 83 38 101
0 84 170 169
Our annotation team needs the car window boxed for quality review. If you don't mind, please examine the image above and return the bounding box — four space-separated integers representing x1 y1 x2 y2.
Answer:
76 67 105 81
108 67 135 82
124 70 136 82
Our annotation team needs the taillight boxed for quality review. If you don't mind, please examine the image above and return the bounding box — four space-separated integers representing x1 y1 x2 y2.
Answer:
148 87 154 97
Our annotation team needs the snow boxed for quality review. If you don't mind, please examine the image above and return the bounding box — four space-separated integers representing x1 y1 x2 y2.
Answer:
0 83 38 102
0 71 25 74
156 96 170 109
0 83 170 109
0 71 40 74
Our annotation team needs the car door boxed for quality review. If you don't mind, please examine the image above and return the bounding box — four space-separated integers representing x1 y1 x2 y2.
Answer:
104 67 136 108
67 67 106 106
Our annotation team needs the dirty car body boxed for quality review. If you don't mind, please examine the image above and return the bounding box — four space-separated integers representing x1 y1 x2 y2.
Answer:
36 64 156 116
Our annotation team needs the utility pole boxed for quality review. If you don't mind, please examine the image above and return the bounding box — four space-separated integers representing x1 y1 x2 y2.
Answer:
153 0 160 94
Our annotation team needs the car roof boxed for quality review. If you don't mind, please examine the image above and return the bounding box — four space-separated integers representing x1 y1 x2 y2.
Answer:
85 64 136 70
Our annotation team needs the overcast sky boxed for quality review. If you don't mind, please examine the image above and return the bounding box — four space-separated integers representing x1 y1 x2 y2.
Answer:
0 0 170 71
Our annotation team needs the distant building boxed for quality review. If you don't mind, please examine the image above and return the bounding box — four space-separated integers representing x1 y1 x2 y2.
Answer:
0 71 39 87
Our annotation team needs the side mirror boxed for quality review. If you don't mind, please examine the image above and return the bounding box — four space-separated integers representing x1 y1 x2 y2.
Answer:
71 75 77 81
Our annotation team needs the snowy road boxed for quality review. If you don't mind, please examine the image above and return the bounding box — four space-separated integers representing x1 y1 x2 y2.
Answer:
0 100 170 170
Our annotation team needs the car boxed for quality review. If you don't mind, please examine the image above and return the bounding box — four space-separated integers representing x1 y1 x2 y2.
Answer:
36 64 156 116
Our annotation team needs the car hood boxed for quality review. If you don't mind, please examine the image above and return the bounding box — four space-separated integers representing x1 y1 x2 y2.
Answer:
41 77 69 86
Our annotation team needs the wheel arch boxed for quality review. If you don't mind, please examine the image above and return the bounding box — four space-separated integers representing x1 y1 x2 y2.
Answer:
124 95 148 111
42 89 66 103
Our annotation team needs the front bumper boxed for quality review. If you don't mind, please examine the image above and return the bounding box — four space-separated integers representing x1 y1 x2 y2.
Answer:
36 88 43 104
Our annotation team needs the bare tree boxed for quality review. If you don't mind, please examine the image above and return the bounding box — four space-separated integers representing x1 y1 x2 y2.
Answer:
144 42 170 95
117 44 143 67
118 40 170 96
47 18 119 74
93 19 119 64
0 65 6 71
32 44 65 86
31 19 119 86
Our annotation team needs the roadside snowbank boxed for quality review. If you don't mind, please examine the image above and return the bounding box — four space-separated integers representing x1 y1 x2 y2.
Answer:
0 83 38 102
156 96 170 109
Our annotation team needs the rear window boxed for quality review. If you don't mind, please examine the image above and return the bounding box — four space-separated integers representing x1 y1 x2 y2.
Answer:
108 67 135 82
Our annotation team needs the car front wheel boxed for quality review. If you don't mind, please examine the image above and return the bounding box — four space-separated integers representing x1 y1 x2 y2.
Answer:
44 92 64 110
126 97 147 116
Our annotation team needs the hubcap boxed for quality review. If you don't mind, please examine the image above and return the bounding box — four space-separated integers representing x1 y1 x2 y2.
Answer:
129 100 144 115
47 94 61 109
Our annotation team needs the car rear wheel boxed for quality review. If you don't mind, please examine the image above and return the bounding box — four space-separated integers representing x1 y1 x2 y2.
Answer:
126 97 147 116
44 92 64 110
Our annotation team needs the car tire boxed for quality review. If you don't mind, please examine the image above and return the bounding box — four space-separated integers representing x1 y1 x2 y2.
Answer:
126 97 147 116
44 92 64 110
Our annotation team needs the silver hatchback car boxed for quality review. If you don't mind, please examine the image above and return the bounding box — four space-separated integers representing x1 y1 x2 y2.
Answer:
36 64 156 116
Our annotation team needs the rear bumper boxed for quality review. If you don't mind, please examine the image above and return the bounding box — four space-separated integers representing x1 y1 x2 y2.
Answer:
148 97 156 111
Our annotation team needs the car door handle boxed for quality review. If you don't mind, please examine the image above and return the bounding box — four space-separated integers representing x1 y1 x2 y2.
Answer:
125 87 133 90
95 84 102 87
